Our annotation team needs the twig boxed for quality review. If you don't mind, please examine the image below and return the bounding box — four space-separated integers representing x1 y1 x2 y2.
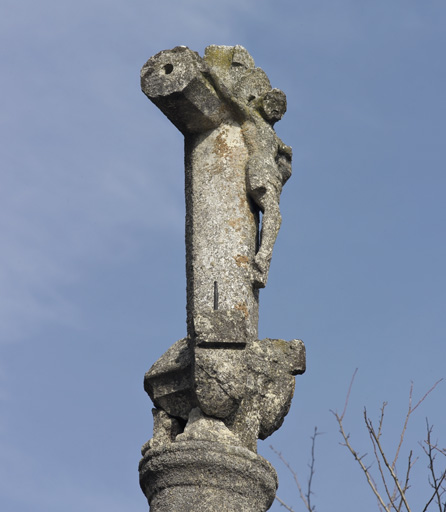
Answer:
333 407 391 512
366 412 397 510
340 368 358 421
333 374 444 512
275 495 296 512
393 379 443 471
367 419 412 512
421 420 446 512
306 427 320 511
397 451 416 512
271 427 321 512
270 446 309 510
331 370 390 510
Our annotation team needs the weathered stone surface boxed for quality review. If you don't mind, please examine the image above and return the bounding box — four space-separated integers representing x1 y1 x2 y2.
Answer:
176 407 243 445
142 409 184 452
141 46 227 134
218 337 305 451
139 441 277 512
143 337 305 453
143 338 193 420
185 121 258 341
194 346 247 418
193 306 251 346
139 45 306 512
142 44 292 343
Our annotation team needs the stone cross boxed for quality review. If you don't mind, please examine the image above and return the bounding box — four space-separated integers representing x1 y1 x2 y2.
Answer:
138 45 306 512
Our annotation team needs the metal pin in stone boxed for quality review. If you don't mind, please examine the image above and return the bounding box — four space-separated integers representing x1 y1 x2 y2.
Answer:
213 281 219 310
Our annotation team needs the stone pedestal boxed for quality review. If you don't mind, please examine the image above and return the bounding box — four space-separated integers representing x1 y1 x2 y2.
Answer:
139 441 278 512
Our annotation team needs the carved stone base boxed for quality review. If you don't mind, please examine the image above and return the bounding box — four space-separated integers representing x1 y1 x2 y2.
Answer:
139 440 278 512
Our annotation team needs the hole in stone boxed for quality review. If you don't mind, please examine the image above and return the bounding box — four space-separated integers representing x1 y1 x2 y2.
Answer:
248 95 256 103
163 63 173 74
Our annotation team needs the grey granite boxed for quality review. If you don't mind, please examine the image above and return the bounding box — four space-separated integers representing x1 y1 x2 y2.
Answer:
139 440 277 512
139 45 305 511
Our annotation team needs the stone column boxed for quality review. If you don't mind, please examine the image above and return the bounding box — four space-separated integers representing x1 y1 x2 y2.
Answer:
140 441 277 512
139 45 306 512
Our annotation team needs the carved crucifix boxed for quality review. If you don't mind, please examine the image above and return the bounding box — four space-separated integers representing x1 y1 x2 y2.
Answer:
138 45 305 512
141 44 292 341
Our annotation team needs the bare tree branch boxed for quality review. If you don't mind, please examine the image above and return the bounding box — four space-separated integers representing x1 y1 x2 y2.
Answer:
396 451 415 512
365 410 397 510
332 407 391 512
333 374 444 512
421 420 446 512
275 495 296 512
307 426 320 511
393 379 443 471
277 374 445 512
340 368 358 421
367 418 412 512
271 427 321 512
270 445 310 511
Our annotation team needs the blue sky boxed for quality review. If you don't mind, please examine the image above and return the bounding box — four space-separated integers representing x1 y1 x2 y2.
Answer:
1 1 445 510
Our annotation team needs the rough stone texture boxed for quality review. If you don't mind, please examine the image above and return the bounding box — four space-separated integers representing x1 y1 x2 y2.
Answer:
141 44 291 340
238 338 305 449
139 441 277 512
139 45 305 511
143 337 305 454
140 46 227 135
143 338 193 420
185 122 258 341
